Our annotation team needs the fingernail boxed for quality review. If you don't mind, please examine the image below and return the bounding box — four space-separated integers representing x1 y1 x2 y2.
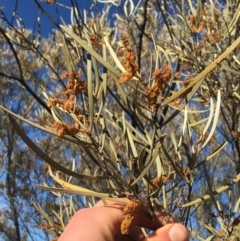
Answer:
169 224 188 241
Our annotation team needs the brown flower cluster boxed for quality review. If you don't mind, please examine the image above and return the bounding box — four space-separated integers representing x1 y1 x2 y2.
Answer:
87 19 102 50
53 122 79 137
47 98 64 108
170 89 192 107
205 21 221 44
47 70 89 136
151 173 175 188
183 76 194 87
195 44 202 54
174 72 181 79
39 222 61 241
189 8 222 46
231 131 239 141
63 97 80 114
147 64 171 106
195 31 221 53
61 69 87 97
47 69 90 137
48 69 87 113
210 32 221 44
180 167 191 181
170 76 195 107
90 34 102 50
170 98 181 107
118 35 139 84
47 97 81 115
46 0 56 4
121 199 144 235
53 121 89 137
189 15 206 33
189 8 206 34
38 222 61 231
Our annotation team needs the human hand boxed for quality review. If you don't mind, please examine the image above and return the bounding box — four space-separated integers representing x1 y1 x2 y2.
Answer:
58 199 189 241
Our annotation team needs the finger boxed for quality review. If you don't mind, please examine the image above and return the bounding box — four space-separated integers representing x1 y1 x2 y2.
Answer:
94 199 175 230
145 223 189 241
58 202 127 241
129 223 188 241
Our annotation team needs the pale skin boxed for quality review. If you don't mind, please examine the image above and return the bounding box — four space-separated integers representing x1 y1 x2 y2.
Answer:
58 199 189 241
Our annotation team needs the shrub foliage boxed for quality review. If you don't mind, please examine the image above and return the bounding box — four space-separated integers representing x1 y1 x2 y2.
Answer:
0 0 240 240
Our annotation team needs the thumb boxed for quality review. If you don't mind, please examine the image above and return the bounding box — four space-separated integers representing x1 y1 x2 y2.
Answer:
146 223 189 241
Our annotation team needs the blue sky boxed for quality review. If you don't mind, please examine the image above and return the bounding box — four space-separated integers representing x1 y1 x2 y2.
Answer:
1 0 94 36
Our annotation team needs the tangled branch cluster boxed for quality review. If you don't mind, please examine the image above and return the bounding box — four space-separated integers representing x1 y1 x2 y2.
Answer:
121 199 144 235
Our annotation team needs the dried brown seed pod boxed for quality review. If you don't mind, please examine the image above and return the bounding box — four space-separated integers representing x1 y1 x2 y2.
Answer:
121 214 134 235
121 199 144 235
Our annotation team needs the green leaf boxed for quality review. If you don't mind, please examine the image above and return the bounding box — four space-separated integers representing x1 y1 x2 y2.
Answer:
189 117 208 127
194 141 228 168
103 36 125 72
96 43 107 118
61 25 121 78
127 128 138 158
62 36 74 71
83 29 100 94
131 143 161 186
87 53 94 132
36 185 123 200
182 142 196 169
202 90 221 148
